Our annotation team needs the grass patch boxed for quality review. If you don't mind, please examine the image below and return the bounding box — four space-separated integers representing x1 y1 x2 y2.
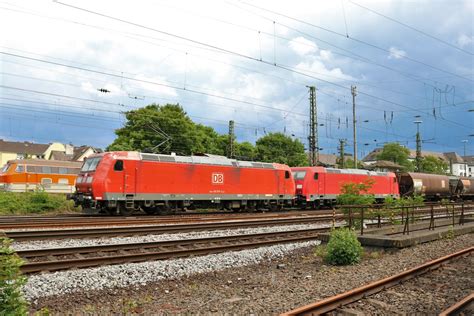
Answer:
0 191 78 215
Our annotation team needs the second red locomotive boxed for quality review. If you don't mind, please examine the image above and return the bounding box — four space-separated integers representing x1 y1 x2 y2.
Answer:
74 151 295 215
291 166 399 207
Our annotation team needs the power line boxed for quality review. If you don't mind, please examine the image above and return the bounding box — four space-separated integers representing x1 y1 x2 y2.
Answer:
235 0 474 83
348 0 474 56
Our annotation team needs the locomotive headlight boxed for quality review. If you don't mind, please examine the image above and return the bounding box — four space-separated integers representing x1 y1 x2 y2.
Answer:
296 184 303 189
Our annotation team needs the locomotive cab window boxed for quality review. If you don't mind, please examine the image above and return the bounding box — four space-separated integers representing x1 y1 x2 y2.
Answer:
285 171 290 179
314 173 319 180
114 160 124 171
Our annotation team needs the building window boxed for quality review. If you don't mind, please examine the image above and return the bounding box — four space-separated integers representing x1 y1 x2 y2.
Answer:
17 153 25 159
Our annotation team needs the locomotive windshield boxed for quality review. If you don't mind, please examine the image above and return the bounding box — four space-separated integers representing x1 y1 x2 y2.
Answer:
81 157 102 172
292 171 307 180
1 164 10 173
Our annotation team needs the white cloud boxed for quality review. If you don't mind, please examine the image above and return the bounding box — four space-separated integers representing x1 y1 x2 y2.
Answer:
289 37 319 56
388 47 407 59
134 74 178 97
319 50 333 61
457 34 473 47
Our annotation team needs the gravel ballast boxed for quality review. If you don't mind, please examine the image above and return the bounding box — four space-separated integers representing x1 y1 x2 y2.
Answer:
13 223 333 250
24 240 321 302
28 233 473 314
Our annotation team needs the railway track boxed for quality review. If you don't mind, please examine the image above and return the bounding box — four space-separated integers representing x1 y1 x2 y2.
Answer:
282 246 473 315
439 292 474 316
4 216 337 241
18 228 323 274
0 210 338 229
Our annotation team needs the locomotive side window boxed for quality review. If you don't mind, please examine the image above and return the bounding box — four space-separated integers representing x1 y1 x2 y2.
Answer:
59 167 68 174
285 171 290 179
114 160 124 171
42 166 52 173
15 165 25 173
314 173 319 180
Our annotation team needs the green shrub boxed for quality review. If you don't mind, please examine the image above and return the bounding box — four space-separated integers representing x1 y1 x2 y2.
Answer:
0 237 28 315
325 228 363 265
0 191 77 215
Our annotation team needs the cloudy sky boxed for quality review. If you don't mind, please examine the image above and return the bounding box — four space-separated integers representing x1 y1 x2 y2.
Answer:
1 0 473 157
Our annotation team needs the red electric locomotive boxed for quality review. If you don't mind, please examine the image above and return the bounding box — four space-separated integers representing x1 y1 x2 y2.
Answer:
73 151 295 215
291 166 399 207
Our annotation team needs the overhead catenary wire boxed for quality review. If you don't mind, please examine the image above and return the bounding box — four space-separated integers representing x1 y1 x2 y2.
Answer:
348 0 474 56
235 0 474 82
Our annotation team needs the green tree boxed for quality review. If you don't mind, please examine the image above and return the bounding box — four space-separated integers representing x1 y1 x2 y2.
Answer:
235 141 256 161
255 133 308 166
343 158 365 169
420 155 448 174
376 143 414 171
108 104 227 155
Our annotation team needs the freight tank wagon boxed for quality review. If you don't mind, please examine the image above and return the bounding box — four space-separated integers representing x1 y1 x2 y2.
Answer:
291 166 399 207
73 151 296 215
398 172 451 200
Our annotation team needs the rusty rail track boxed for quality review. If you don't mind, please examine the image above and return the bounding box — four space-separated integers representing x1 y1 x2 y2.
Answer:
18 228 323 274
439 292 474 316
282 246 474 316
0 211 337 229
5 216 338 241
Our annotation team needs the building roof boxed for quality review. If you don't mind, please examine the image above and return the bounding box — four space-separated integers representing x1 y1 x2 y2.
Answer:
362 148 383 162
462 155 474 164
444 152 464 163
0 139 49 155
72 146 92 160
306 153 353 167
50 150 74 161
366 160 404 169
408 150 447 161
363 147 465 164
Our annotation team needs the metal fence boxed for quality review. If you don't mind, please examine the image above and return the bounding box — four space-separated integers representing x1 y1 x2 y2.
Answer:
334 202 471 235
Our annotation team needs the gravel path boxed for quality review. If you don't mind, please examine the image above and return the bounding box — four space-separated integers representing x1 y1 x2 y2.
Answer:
28 233 473 314
13 223 334 250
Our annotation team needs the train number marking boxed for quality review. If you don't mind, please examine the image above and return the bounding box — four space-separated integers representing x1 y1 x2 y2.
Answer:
212 173 224 184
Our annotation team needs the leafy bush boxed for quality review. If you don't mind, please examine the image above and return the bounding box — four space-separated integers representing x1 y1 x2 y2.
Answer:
0 237 28 315
325 228 363 265
337 180 375 229
0 191 77 215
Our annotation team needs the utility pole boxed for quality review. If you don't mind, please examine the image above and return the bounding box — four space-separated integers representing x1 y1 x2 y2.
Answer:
307 86 318 166
414 121 422 172
461 139 468 157
228 120 235 158
339 139 346 169
351 86 357 169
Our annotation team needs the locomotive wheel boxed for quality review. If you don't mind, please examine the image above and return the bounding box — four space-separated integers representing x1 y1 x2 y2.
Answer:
117 202 131 216
142 206 157 215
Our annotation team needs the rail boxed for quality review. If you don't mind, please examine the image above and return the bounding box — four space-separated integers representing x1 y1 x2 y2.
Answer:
281 246 473 316
19 228 324 274
439 292 474 316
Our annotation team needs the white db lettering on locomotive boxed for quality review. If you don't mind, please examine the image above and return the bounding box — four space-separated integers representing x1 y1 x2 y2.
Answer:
212 173 224 184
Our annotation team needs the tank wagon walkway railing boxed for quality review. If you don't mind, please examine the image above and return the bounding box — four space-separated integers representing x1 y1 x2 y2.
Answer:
334 201 473 236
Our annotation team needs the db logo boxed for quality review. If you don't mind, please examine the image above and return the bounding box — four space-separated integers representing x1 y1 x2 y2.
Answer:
212 173 224 184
